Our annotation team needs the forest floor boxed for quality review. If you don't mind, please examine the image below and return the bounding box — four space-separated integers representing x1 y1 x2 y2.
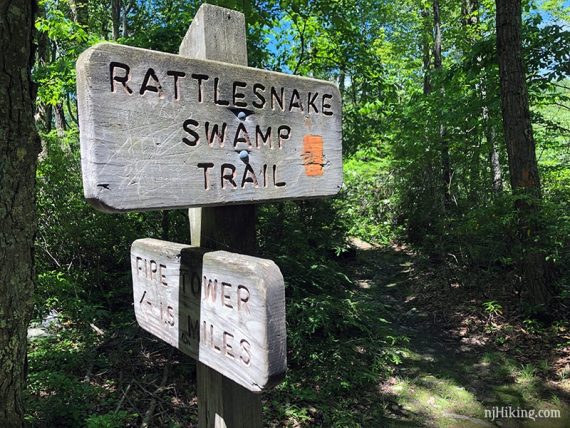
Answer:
26 239 570 427
344 239 570 427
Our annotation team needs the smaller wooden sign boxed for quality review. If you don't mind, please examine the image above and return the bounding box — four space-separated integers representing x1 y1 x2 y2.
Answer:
131 238 286 392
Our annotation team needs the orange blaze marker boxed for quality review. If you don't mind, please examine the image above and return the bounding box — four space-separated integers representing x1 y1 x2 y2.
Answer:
303 135 324 176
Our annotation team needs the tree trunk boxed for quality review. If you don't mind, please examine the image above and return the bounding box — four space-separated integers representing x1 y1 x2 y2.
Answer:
54 103 67 137
121 0 134 37
338 70 345 98
35 4 52 134
461 0 479 26
350 73 357 104
0 2 41 427
35 102 52 135
495 0 553 307
69 0 89 26
486 111 503 193
111 0 121 40
421 7 431 95
461 0 503 194
432 0 452 207
432 0 442 70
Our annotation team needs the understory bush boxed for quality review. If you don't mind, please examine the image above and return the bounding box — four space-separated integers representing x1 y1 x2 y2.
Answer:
258 201 407 424
335 148 399 245
35 131 190 323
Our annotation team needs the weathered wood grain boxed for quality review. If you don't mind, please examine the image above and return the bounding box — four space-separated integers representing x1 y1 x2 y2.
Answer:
131 238 286 392
76 42 342 212
180 6 263 428
179 3 248 65
181 3 255 254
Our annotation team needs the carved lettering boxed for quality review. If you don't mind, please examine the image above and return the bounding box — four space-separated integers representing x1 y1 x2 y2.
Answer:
307 92 319 113
271 86 284 111
134 256 173 288
203 276 218 303
322 93 333 116
214 77 229 106
109 62 132 94
289 89 303 112
237 285 250 313
150 260 157 281
187 314 199 339
240 339 252 366
136 256 145 277
222 282 233 309
205 122 227 147
160 302 175 326
232 81 247 107
191 73 209 102
223 332 235 359
273 165 286 187
159 264 167 286
130 239 285 391
241 164 258 188
221 163 237 189
183 120 289 151
277 125 291 148
233 122 250 148
181 269 189 293
199 321 252 365
252 83 266 109
263 164 268 188
194 162 288 191
197 162 214 190
104 60 339 123
211 323 221 352
183 118 200 146
166 70 186 100
139 68 162 96
255 125 271 149
199 276 253 313
190 271 201 296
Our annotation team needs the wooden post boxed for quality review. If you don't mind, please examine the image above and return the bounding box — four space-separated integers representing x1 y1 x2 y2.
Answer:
76 3 342 425
179 4 261 427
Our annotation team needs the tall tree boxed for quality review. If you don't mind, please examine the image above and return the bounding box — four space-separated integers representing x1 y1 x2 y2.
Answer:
462 0 503 193
461 0 478 26
0 1 41 426
421 5 432 95
495 0 553 307
432 0 452 207
69 0 89 26
34 3 52 134
111 0 121 40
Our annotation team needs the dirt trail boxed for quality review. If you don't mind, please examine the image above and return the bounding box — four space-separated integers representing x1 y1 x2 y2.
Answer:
344 240 570 427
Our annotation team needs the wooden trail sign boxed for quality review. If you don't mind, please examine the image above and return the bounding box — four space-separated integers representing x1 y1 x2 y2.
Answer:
131 238 286 392
181 5 264 427
75 4 339 425
77 43 342 212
